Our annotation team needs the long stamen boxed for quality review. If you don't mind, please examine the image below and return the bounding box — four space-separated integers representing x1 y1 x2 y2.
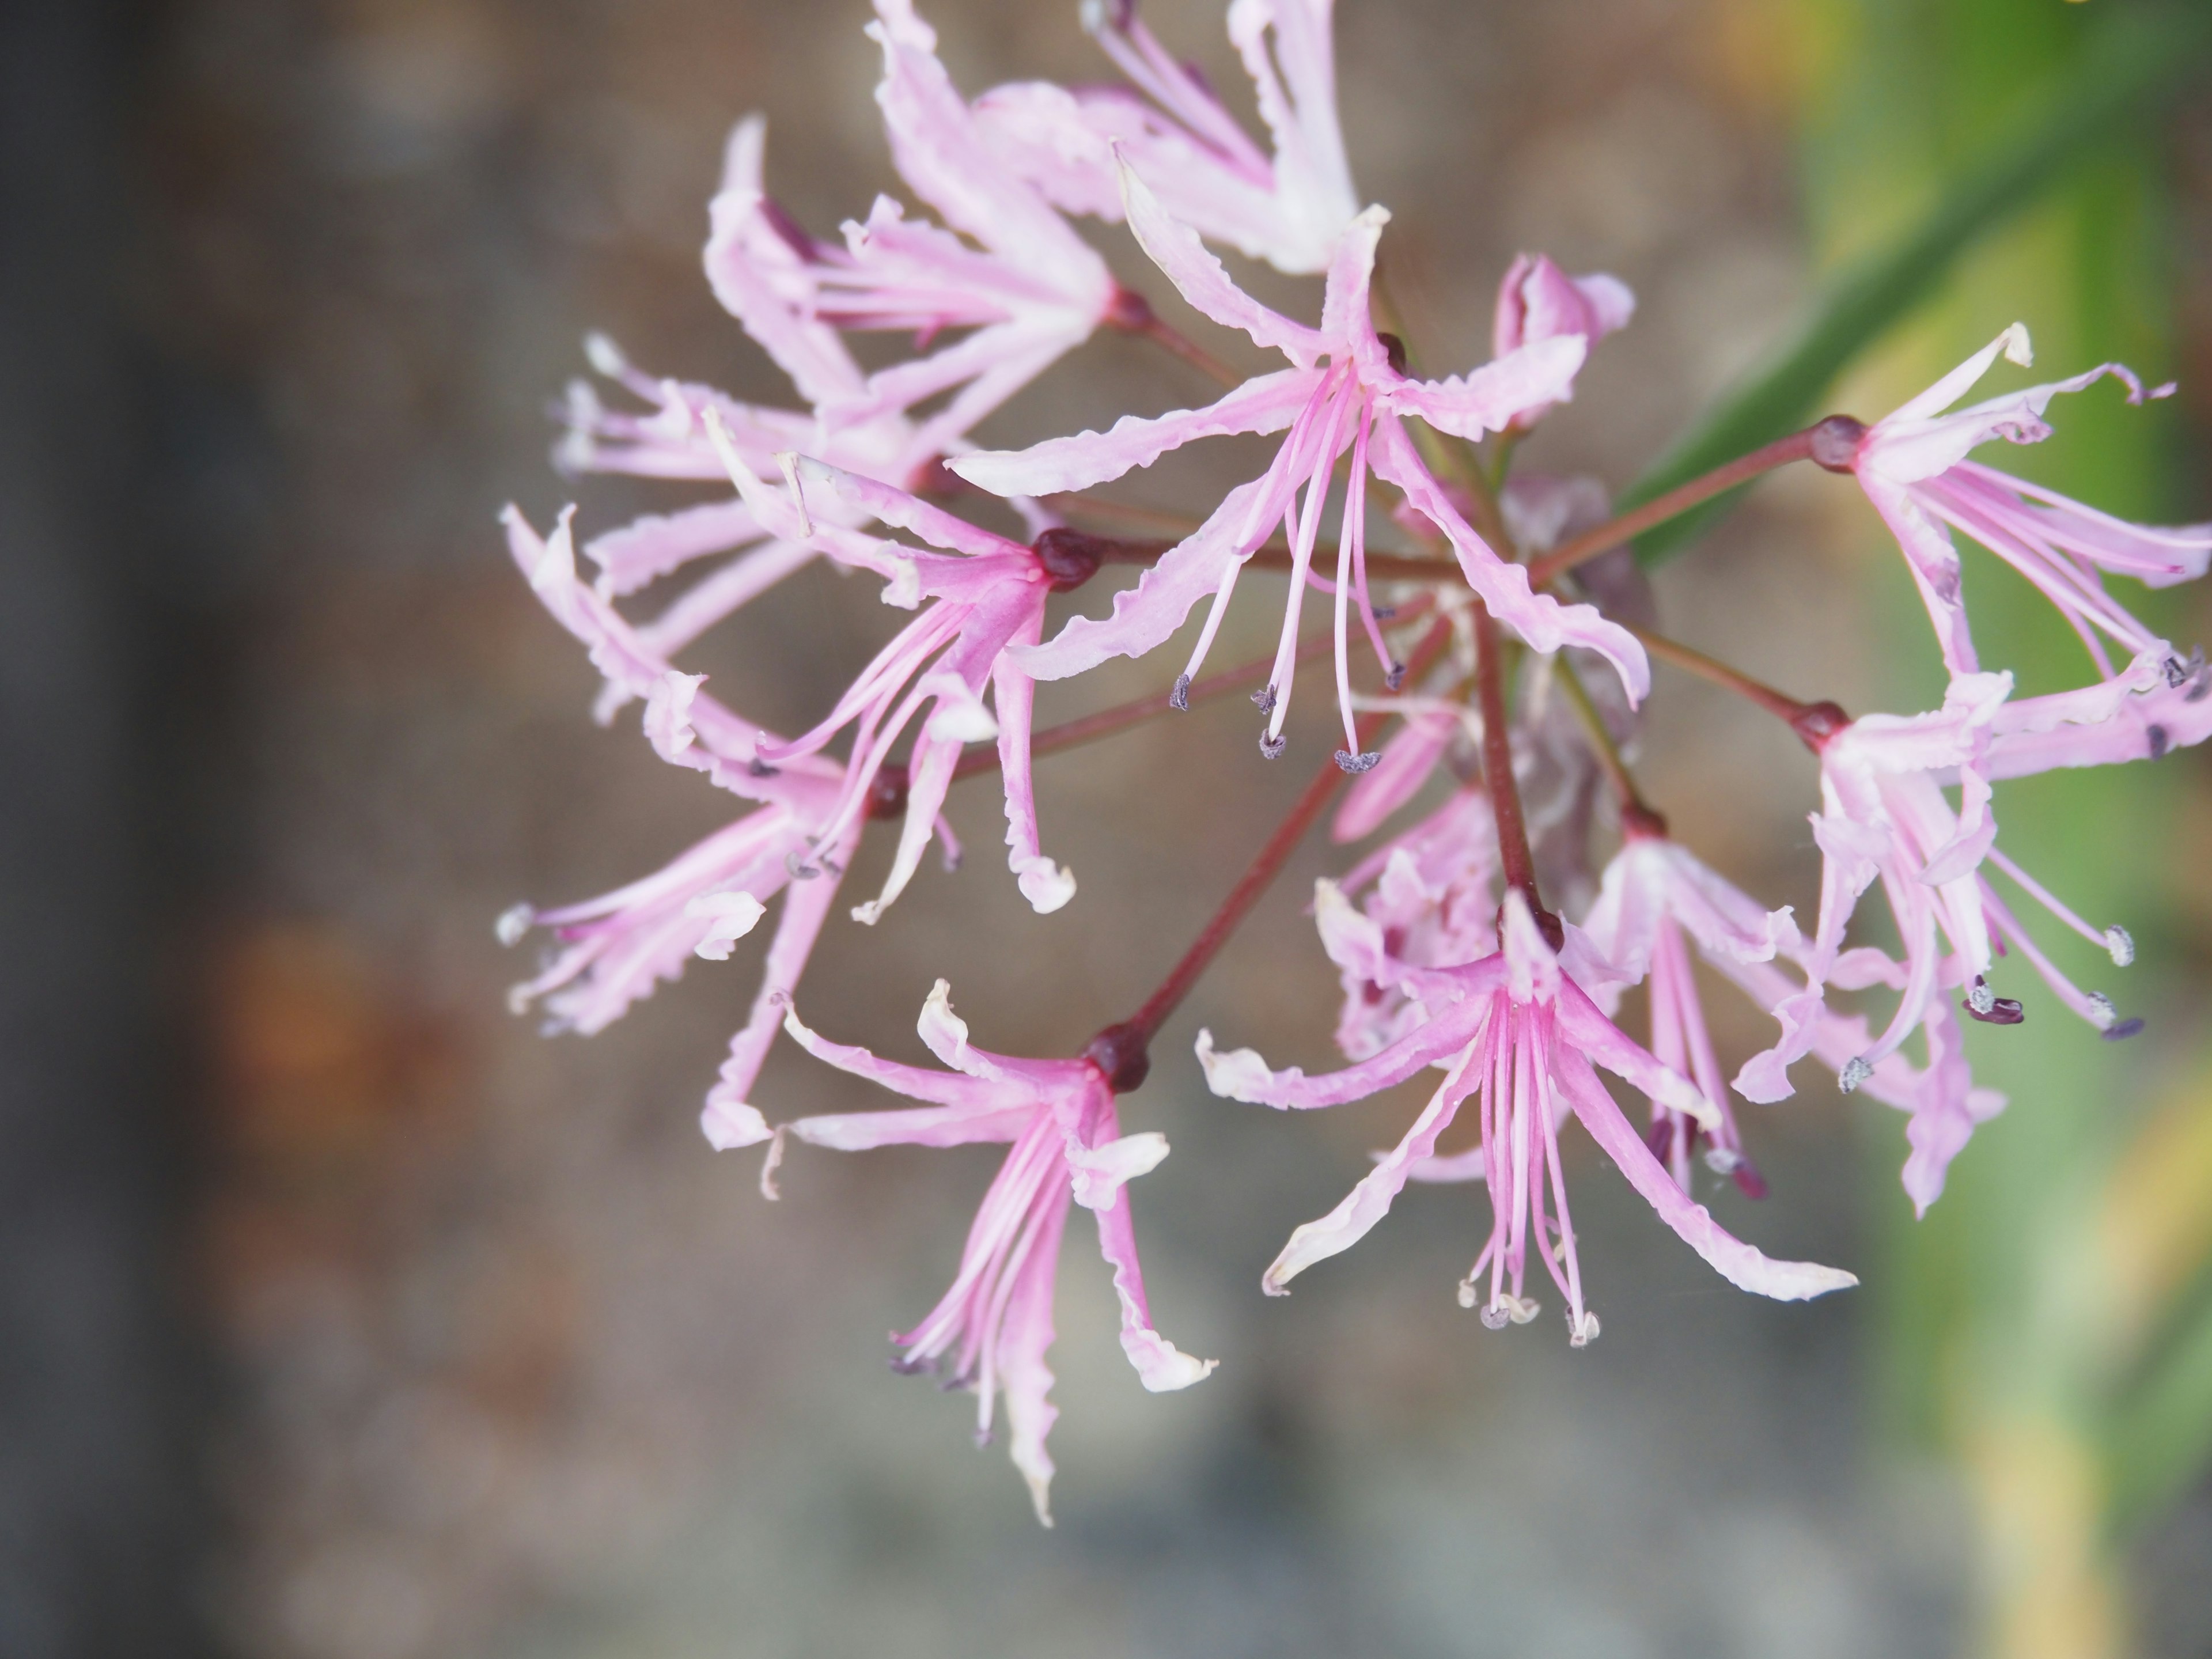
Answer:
1263 378 1354 753
1984 847 2133 963
1330 413 1370 766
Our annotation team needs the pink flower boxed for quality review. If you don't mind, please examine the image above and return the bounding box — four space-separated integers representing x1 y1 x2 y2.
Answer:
1196 894 1856 1338
1836 323 2211 678
1580 828 1799 1196
973 0 1359 275
556 341 938 713
1491 254 1634 432
705 1 1121 463
1313 789 1496 1060
781 981 1216 1524
952 168 1643 769
497 507 859 1151
710 433 1086 922
1713 953 2006 1215
1749 674 2142 1103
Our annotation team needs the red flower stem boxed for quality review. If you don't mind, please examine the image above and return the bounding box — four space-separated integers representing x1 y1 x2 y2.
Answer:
1118 613 1456 1046
1131 311 1243 389
1043 495 1205 537
946 596 1437 785
1628 623 1848 748
1471 597 1548 926
1524 429 1818 588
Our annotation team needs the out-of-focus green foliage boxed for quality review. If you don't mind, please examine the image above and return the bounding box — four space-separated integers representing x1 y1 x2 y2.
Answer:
1783 2 2212 1656
1624 3 2209 569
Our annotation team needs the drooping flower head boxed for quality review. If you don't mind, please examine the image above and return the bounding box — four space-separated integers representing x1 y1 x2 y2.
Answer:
707 430 1093 923
1579 823 1799 1197
708 0 1123 461
556 337 935 710
780 982 1215 1524
1832 323 2211 680
975 0 1359 274
954 167 1645 772
1198 893 1857 1340
1747 676 2143 1110
496 507 859 1150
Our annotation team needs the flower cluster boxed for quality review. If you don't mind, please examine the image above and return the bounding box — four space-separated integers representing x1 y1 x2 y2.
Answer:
499 0 2211 1519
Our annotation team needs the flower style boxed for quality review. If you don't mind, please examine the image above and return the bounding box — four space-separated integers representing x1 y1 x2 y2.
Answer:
952 168 1645 770
706 0 1122 464
973 0 1359 274
1749 673 2142 1104
1315 790 1496 1060
709 432 1088 923
1579 828 1800 1196
779 982 1216 1524
1198 893 1857 1340
1491 255 1635 433
497 507 859 1151
1836 323 2211 678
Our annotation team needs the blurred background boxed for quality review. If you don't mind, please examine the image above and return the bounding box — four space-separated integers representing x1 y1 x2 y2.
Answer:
6 0 2211 1654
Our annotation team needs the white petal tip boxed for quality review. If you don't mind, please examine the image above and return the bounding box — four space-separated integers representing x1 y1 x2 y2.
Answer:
1016 859 1077 914
1192 1030 1279 1101
1999 323 2033 367
582 331 628 377
699 1100 771 1152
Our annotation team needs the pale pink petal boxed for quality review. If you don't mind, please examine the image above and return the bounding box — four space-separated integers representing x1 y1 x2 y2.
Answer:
993 612 1077 912
696 825 861 1140
1383 336 1588 442
780 997 1031 1112
1368 419 1650 702
1555 1050 1858 1301
949 367 1312 497
585 498 768 596
1117 162 1324 364
1090 1181 1218 1388
1262 1046 1479 1293
1195 971 1499 1108
1012 474 1283 680
998 1193 1067 1527
1897 1001 2002 1217
1332 710 1455 842
869 0 1113 305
